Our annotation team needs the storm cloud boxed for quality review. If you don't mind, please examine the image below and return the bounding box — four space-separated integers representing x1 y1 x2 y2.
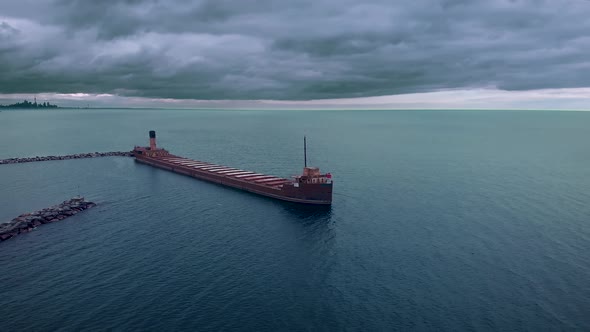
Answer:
1 0 589 100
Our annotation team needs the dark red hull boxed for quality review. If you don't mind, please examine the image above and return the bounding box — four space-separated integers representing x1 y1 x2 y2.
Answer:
133 153 333 205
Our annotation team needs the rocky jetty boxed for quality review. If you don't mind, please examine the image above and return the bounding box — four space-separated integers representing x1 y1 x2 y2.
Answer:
0 151 132 165
0 197 96 243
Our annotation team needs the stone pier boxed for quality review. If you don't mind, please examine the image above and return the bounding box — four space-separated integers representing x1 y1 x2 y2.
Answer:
0 197 96 243
0 151 133 165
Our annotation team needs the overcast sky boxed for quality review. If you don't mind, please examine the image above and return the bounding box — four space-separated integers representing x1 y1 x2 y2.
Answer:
1 0 589 109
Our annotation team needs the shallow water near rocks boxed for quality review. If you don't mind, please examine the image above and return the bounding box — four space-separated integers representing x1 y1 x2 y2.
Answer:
1 109 589 330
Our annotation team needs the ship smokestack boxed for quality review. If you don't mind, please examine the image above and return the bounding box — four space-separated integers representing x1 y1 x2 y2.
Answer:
149 130 157 150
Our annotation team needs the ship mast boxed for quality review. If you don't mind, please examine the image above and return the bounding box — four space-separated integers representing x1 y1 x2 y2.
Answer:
304 136 307 168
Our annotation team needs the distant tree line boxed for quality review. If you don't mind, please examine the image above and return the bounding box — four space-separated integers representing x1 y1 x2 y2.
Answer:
0 99 59 109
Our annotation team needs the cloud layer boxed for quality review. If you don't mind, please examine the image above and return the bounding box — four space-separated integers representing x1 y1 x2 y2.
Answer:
1 0 590 100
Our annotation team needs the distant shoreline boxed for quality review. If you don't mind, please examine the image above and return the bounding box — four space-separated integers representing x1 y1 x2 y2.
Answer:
0 99 59 109
1 106 589 112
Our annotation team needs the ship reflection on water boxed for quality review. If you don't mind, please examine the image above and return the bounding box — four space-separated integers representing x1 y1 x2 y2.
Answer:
279 201 333 225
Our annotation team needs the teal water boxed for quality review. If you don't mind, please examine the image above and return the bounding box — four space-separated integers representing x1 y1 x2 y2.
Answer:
1 109 589 330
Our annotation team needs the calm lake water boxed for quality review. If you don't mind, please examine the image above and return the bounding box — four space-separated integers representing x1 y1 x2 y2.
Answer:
1 109 589 330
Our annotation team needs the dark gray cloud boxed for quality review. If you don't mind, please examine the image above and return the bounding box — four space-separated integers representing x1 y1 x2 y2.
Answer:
0 0 589 100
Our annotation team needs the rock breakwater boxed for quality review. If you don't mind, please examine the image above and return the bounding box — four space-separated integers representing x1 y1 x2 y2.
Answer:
0 197 96 243
0 151 132 164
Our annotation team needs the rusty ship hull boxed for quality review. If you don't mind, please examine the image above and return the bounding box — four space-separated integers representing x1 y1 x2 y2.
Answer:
133 131 333 205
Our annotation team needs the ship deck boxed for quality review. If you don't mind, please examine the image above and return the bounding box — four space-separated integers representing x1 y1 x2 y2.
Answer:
159 156 292 188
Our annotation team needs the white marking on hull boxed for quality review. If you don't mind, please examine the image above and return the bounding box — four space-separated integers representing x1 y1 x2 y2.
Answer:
177 161 209 166
217 169 243 174
245 175 276 181
205 167 231 172
187 164 212 168
225 171 254 176
235 173 263 178
192 164 219 169
200 166 223 170
212 168 238 173
241 175 269 180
